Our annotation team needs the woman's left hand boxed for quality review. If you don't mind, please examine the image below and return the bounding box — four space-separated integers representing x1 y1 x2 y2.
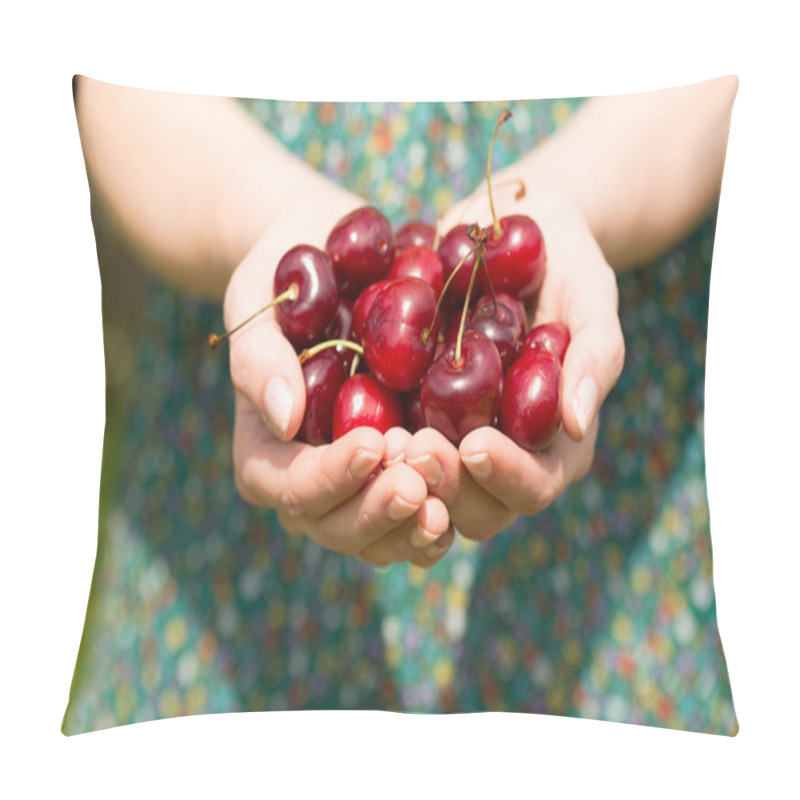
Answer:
403 182 625 541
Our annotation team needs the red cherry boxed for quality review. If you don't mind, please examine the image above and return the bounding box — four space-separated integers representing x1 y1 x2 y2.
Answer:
395 221 436 249
322 299 356 373
388 245 445 296
499 348 562 451
483 214 546 298
363 277 439 392
297 349 346 445
521 322 571 364
420 330 503 445
273 245 339 349
472 290 529 334
351 280 389 344
436 224 488 304
325 206 395 299
332 374 403 440
467 300 523 371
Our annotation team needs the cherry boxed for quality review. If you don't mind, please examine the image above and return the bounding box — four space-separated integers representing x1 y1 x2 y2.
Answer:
351 280 389 344
297 349 346 445
395 221 436 250
363 277 439 392
483 214 547 298
473 290 529 334
420 330 503 445
467 300 523 371
322 298 356 374
209 244 337 350
521 322 571 364
326 206 395 299
332 374 403 440
436 224 488 304
388 245 445 296
499 348 562 451
481 110 546 298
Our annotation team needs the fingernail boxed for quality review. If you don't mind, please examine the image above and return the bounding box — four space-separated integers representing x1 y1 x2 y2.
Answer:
383 453 405 468
263 377 293 439
406 454 443 488
387 494 418 522
349 449 382 480
461 452 492 480
573 375 598 439
411 523 440 549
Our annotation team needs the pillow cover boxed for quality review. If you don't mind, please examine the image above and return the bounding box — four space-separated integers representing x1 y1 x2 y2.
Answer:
62 78 738 735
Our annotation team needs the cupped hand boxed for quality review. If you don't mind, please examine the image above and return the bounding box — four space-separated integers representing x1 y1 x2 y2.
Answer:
223 197 454 568
404 177 625 541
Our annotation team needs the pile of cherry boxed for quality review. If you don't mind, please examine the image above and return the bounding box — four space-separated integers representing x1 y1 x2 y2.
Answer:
211 112 570 453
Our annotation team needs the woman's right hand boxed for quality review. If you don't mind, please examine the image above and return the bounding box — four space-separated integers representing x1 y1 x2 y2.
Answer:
223 198 455 569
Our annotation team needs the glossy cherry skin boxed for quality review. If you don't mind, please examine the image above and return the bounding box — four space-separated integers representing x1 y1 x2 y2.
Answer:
388 245 444 296
363 277 439 392
472 290 529 334
332 374 403 440
351 280 389 344
274 245 339 349
420 330 504 445
297 349 346 445
325 206 395 299
499 348 562 451
395 221 436 250
467 301 523 371
436 224 488 304
483 214 546 298
521 322 571 364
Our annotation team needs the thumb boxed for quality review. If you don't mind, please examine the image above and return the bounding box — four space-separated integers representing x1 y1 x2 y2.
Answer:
560 267 625 442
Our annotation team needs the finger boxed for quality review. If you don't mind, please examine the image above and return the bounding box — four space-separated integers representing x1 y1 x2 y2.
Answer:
357 496 451 568
404 427 515 541
459 422 598 516
383 426 413 467
560 263 625 442
235 399 387 517
302 462 428 555
409 525 456 569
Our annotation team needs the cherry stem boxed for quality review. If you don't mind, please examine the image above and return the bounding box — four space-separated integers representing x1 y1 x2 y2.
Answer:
209 283 299 349
455 249 481 366
298 338 364 365
421 240 481 344
486 109 513 237
349 353 360 377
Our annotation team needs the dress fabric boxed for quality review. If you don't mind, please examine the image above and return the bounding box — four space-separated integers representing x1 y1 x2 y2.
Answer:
62 99 738 735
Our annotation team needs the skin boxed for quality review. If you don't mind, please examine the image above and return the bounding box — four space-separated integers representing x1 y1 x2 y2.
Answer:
74 75 738 562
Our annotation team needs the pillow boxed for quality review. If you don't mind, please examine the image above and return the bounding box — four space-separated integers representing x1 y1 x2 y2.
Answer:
62 77 738 736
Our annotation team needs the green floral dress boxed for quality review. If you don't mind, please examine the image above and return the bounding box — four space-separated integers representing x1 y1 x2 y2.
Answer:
62 99 738 735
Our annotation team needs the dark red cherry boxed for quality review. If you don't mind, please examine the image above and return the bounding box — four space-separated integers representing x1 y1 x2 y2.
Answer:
472 290 529 334
363 277 439 392
322 298 356 373
402 387 426 434
521 322 571 365
389 245 444 296
351 280 389 344
467 301 523 371
332 374 403 440
274 245 339 349
420 330 503 445
395 221 436 250
325 206 395 299
499 348 562 451
483 214 546 298
436 224 488 304
296 349 346 445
